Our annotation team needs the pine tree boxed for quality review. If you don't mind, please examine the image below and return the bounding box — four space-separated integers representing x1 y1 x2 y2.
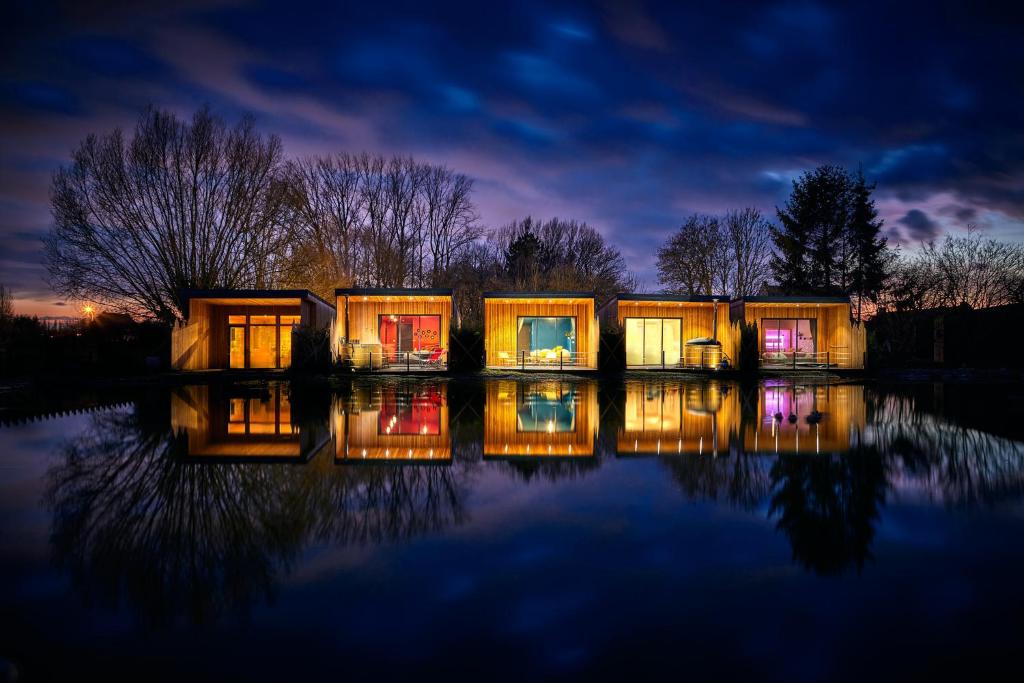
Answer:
772 165 852 295
847 169 888 321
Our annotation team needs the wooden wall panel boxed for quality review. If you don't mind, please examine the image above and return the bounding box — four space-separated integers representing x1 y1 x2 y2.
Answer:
339 297 452 349
484 298 597 368
739 303 860 367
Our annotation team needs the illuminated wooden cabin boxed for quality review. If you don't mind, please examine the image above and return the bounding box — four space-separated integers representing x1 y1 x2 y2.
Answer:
170 384 331 462
483 381 598 458
483 292 598 370
598 294 736 369
616 381 738 456
172 289 335 371
336 288 454 371
334 383 451 463
741 383 866 455
730 296 866 369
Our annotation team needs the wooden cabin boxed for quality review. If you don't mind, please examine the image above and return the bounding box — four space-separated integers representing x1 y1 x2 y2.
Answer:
172 289 335 371
730 296 866 369
483 380 599 458
336 288 454 371
740 383 865 454
483 291 598 370
334 383 450 462
170 384 330 462
598 294 735 369
616 380 738 456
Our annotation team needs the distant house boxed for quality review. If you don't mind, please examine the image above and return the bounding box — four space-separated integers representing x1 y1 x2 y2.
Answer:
598 294 734 369
730 296 866 369
483 291 598 370
335 288 454 371
171 289 335 370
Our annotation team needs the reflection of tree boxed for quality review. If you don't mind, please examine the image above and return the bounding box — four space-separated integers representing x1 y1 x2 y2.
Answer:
866 393 1024 506
660 454 772 510
498 457 601 484
46 407 316 626
309 462 475 545
768 450 887 575
46 384 477 627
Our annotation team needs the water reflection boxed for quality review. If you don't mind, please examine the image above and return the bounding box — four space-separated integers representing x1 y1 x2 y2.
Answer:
171 384 331 462
32 376 1024 629
483 380 598 459
335 383 451 462
743 382 865 455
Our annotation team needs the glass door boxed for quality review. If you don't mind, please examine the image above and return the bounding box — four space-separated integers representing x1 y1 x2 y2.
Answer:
229 326 245 369
249 320 278 369
624 318 682 366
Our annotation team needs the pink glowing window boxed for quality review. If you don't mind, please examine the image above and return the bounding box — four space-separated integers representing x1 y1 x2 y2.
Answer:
762 319 816 354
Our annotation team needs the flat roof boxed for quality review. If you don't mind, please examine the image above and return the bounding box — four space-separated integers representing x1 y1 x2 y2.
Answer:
483 290 595 299
336 287 453 297
736 295 850 304
615 293 725 303
182 288 335 309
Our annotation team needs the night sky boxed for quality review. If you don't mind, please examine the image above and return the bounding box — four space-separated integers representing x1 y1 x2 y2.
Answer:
2 1 1022 316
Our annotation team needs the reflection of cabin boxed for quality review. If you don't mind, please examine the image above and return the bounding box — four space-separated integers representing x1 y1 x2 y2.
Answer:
599 294 735 369
616 381 737 456
741 383 865 454
483 381 598 457
334 383 451 462
483 292 598 370
170 384 330 461
172 289 335 370
336 288 454 371
729 296 866 369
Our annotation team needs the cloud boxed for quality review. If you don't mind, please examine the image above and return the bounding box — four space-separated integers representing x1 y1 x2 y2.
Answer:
897 209 940 242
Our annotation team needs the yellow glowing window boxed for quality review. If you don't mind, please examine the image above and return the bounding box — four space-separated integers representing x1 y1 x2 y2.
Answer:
280 315 301 326
228 315 246 324
250 315 277 325
229 327 245 369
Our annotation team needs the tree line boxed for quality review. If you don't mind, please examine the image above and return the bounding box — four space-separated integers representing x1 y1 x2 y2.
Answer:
44 106 1023 327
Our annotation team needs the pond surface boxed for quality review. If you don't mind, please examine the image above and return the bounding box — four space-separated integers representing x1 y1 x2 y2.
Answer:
2 376 1023 681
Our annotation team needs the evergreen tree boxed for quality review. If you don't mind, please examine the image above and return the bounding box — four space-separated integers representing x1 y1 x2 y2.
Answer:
504 230 543 288
772 165 851 295
847 168 888 320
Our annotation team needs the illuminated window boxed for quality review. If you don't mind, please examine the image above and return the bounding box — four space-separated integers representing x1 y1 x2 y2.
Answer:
762 319 816 355
624 317 681 366
378 315 442 359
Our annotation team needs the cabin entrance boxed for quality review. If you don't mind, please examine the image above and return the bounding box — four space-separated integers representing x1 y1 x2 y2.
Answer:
225 313 300 369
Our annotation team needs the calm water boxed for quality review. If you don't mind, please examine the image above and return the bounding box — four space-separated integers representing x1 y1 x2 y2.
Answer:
2 377 1023 681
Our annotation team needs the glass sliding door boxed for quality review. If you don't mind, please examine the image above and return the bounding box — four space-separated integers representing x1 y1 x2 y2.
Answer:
378 315 442 362
761 318 817 359
624 317 682 366
517 317 576 364
224 311 301 369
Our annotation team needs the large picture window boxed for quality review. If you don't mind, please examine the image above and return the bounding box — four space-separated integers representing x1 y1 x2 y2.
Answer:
624 317 682 366
225 313 300 369
516 385 576 432
378 315 441 360
761 318 816 356
516 317 576 363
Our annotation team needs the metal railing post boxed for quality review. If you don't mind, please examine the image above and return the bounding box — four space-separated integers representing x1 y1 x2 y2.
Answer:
792 350 797 369
521 350 525 370
407 351 411 372
560 353 563 371
826 350 830 367
662 349 665 369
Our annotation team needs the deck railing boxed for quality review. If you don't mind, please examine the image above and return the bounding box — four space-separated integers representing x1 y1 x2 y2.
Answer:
759 346 851 369
346 347 448 372
490 350 597 370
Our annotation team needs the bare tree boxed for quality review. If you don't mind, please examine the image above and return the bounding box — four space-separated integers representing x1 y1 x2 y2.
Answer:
656 214 723 295
0 284 12 320
281 153 365 299
419 165 482 286
723 208 773 296
45 107 288 323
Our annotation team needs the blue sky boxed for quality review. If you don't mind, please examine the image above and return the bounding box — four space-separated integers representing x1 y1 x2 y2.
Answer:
2 0 1022 315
